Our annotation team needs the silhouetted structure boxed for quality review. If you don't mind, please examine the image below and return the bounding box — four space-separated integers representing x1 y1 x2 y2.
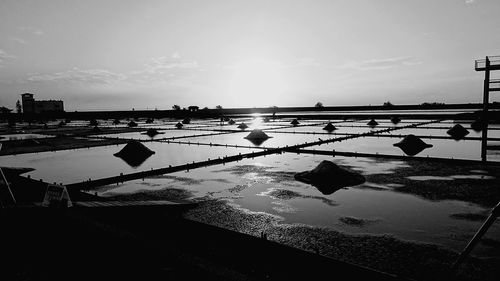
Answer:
188 106 199 112
290 119 300 126
21 93 64 114
175 122 183 129
475 56 500 161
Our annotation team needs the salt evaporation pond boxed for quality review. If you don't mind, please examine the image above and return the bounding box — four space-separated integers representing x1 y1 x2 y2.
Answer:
2 116 500 263
267 124 374 135
315 136 492 161
185 131 333 148
95 153 500 258
0 142 253 184
94 130 225 140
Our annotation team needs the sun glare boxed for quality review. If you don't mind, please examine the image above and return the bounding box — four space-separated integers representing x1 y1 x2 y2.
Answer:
227 59 286 107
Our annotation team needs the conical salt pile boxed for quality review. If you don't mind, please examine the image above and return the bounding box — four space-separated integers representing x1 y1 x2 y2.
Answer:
323 122 337 132
143 128 163 137
290 119 300 126
294 160 365 195
244 129 271 140
367 119 378 127
447 124 469 140
89 119 98 126
128 121 138 127
145 118 154 124
471 118 484 132
182 118 191 124
114 141 155 167
175 122 183 129
228 119 236 125
237 123 248 129
244 129 272 145
112 119 121 125
393 134 433 156
390 116 401 124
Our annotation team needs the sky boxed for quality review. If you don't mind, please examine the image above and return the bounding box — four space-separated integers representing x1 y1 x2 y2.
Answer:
0 0 499 111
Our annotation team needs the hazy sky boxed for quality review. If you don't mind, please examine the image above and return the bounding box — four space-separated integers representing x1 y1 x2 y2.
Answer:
1 0 499 111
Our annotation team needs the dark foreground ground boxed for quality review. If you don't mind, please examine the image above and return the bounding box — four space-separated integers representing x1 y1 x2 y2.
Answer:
2 206 410 281
1 202 498 281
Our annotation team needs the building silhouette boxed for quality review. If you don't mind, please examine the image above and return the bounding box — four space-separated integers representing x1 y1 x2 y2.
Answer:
21 93 64 114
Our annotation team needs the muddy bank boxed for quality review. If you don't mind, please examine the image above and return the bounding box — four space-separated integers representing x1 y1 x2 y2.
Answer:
185 199 499 281
365 159 500 207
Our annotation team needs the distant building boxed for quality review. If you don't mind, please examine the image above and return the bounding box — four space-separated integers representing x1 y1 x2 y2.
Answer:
21 93 64 114
188 106 199 112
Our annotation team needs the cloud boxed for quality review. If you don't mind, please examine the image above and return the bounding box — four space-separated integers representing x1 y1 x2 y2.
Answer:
18 26 44 36
27 68 126 84
10 37 27 45
296 57 321 67
130 54 200 83
343 56 422 71
139 54 199 74
0 49 16 66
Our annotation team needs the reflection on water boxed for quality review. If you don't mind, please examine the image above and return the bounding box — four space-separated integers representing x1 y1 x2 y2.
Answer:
94 153 500 257
0 143 254 183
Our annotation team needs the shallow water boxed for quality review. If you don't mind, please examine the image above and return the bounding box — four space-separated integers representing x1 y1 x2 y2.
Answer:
0 142 253 183
96 153 500 257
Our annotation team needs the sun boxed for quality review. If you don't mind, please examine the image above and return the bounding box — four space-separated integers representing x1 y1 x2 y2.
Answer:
227 58 286 107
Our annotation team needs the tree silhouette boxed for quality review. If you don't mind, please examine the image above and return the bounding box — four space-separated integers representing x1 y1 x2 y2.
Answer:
215 105 223 125
315 102 324 108
172 105 181 110
15 100 22 113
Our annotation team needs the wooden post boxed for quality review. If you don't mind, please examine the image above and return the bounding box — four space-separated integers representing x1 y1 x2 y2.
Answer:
481 57 490 162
